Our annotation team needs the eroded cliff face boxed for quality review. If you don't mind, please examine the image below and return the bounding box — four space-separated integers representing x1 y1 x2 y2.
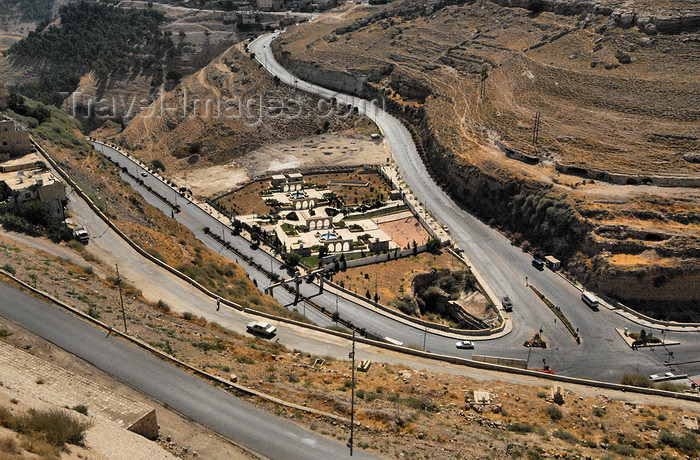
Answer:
272 0 700 318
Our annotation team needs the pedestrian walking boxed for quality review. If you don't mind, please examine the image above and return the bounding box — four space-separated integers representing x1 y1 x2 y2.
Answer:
216 297 221 311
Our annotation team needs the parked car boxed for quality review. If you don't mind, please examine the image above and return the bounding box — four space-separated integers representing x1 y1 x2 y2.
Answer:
246 321 277 338
456 341 475 349
73 227 90 244
501 296 513 312
532 259 544 270
140 171 148 177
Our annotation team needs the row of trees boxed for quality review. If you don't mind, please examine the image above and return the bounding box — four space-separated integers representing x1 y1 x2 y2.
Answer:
5 0 54 22
9 2 179 82
10 71 80 108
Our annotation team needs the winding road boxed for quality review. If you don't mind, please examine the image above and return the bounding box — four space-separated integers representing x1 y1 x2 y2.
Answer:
246 32 700 381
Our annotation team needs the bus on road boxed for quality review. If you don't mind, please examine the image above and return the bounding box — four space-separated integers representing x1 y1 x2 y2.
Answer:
581 291 599 310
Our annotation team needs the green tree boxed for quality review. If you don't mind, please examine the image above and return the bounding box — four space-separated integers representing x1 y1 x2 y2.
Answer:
426 238 441 254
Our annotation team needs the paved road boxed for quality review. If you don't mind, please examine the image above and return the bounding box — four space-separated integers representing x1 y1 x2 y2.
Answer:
247 33 700 381
0 282 376 460
91 143 454 350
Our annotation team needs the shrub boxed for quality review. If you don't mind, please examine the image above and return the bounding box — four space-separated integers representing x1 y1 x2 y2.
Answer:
145 248 166 263
13 408 91 447
192 341 226 352
552 430 578 444
508 422 536 434
182 312 194 321
620 373 652 388
426 238 441 254
404 396 437 412
608 443 636 456
544 405 562 421
394 300 414 316
1 264 16 275
656 381 688 392
0 435 19 454
71 405 88 416
592 406 605 417
659 431 700 454
86 306 100 319
156 300 171 312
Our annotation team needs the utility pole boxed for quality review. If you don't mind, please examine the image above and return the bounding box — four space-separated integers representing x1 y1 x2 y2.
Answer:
532 111 541 147
480 65 489 99
116 264 127 332
348 331 356 456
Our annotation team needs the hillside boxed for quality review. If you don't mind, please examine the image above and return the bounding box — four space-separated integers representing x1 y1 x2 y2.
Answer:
273 0 700 319
1 93 292 319
0 233 699 460
107 42 375 197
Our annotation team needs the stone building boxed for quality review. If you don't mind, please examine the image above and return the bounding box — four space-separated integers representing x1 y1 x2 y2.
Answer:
257 0 283 11
0 121 32 160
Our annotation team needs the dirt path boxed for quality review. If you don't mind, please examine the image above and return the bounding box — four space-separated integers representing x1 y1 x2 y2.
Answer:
172 133 388 197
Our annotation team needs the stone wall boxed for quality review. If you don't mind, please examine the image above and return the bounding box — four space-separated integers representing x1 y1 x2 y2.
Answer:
0 82 7 110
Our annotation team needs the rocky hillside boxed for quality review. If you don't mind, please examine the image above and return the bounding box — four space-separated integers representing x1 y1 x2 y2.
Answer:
273 0 700 319
110 43 373 182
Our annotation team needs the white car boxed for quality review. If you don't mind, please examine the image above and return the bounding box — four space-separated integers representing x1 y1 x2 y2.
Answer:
456 341 475 349
246 321 277 338
140 172 148 177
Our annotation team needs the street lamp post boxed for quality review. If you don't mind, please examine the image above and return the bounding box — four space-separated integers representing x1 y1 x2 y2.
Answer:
348 331 356 456
116 264 127 333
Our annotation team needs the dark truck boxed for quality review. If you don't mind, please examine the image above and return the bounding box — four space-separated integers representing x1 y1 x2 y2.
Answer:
501 296 513 312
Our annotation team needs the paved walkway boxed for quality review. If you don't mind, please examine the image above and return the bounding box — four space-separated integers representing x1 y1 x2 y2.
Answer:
0 340 162 443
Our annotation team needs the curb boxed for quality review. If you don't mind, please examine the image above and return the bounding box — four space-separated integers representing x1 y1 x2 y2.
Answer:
0 269 351 425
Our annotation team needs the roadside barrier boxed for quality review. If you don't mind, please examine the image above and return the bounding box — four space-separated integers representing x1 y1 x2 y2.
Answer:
23 139 700 403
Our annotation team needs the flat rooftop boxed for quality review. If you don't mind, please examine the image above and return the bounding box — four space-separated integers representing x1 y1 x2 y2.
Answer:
0 169 60 191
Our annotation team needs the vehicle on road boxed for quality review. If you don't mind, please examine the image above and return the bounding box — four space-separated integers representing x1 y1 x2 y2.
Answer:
581 291 600 310
140 172 148 177
531 259 544 270
442 225 450 233
384 337 404 346
649 372 688 382
246 321 277 338
456 341 475 349
501 296 513 312
73 227 90 244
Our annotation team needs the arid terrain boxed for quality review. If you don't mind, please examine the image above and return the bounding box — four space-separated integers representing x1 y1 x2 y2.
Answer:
107 41 377 189
1 231 699 460
273 0 700 319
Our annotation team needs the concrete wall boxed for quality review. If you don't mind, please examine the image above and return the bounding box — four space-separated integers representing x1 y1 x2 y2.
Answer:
127 408 160 440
